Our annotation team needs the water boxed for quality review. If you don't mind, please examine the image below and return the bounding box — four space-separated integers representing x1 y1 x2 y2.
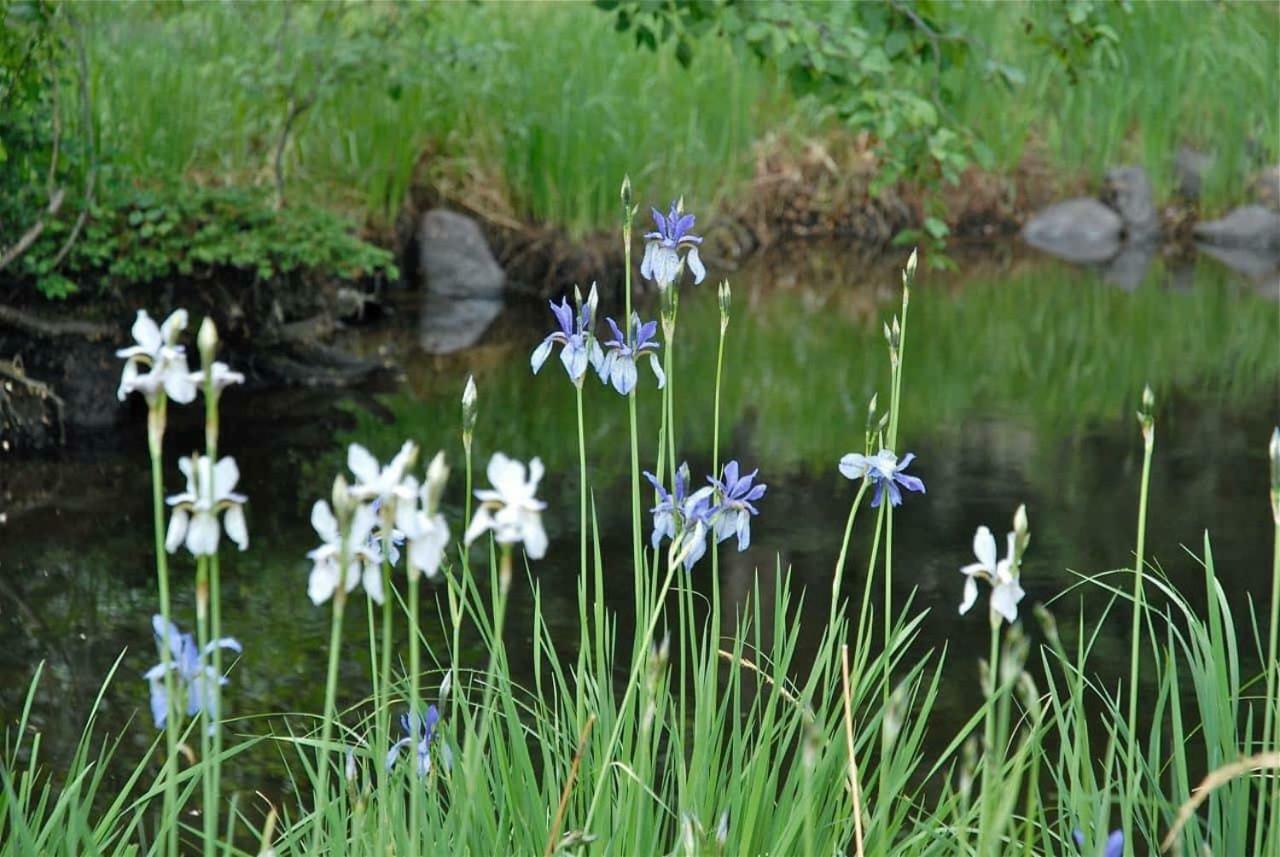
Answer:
1 247 1276 800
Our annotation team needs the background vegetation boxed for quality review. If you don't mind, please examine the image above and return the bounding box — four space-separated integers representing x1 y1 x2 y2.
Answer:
3 1 1277 298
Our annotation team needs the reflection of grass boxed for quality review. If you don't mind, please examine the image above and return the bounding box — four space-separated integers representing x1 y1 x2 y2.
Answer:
352 258 1279 478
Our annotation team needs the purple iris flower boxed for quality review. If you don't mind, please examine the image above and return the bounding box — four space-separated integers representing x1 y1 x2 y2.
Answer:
386 704 450 777
641 200 706 287
530 289 603 385
144 615 242 732
838 449 926 508
644 462 716 571
708 460 767 550
600 313 665 395
1072 828 1123 857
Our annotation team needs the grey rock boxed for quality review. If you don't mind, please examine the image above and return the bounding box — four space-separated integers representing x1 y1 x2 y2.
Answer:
1104 165 1159 242
418 291 503 355
1193 205 1280 251
1022 198 1123 263
417 209 506 299
1175 147 1214 200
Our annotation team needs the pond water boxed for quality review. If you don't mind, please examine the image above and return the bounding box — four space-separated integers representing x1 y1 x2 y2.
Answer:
1 245 1277 802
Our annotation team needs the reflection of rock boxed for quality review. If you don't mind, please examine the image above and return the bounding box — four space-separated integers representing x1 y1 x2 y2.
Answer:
1195 242 1280 279
1193 205 1280 251
1105 166 1159 241
1100 242 1156 291
417 210 506 299
1022 198 1123 263
418 292 503 355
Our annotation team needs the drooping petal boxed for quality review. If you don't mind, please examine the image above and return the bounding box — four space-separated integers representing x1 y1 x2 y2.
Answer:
224 504 249 551
561 339 588 381
521 513 548 559
385 737 411 772
611 356 638 395
1103 831 1125 857
163 362 198 404
640 241 658 282
894 472 926 495
130 311 163 355
959 576 979 614
186 511 221 556
530 337 555 374
685 245 706 283
362 563 385 604
308 559 340 605
647 353 666 389
165 508 190 554
839 453 870 481
464 507 496 546
989 578 1025 625
149 676 169 729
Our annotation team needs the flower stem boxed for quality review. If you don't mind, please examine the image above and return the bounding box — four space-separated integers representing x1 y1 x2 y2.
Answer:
313 589 347 850
830 481 869 630
979 616 1002 852
1255 452 1280 857
1123 412 1155 843
195 554 213 857
202 351 223 856
408 568 421 851
147 402 180 857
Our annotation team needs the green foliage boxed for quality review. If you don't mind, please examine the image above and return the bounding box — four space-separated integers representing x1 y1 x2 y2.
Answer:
8 184 397 298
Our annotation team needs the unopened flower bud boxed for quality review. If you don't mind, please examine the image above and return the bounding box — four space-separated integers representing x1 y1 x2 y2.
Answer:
716 810 729 846
1142 384 1155 413
866 393 879 432
1270 427 1279 523
621 174 632 208
438 671 452 707
717 280 731 321
1013 503 1028 537
905 247 918 284
424 450 449 514
462 375 478 437
586 282 599 327
332 475 353 518
198 317 219 365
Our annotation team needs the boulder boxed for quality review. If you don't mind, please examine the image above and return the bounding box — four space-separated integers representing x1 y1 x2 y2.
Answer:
1022 198 1123 263
1104 165 1159 242
417 210 506 299
1252 165 1280 211
1175 147 1214 201
1193 205 1280 251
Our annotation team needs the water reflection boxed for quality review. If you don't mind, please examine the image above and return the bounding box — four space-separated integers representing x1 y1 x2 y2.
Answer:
2 249 1276 794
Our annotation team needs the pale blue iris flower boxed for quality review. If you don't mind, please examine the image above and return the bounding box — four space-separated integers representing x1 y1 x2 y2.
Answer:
1073 828 1123 857
531 291 603 385
600 314 665 395
386 705 451 777
839 449 926 508
708 460 767 551
641 201 706 287
644 463 717 571
144 615 241 732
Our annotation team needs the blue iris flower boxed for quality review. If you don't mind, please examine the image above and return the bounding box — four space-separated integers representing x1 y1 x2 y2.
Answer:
641 200 706 287
530 291 603 385
708 460 767 551
1072 828 1123 857
644 463 716 571
144 615 242 732
839 449 926 508
600 314 665 395
386 705 450 777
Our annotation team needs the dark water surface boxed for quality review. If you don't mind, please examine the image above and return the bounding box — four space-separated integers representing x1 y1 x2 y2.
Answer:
2 247 1277 800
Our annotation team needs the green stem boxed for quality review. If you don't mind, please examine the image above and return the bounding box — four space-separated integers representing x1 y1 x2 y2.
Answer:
1123 422 1154 843
313 590 347 850
829 481 869 630
202 353 222 857
376 543 394 848
408 568 421 851
979 615 1002 854
1253 462 1280 855
196 555 213 857
147 404 179 857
